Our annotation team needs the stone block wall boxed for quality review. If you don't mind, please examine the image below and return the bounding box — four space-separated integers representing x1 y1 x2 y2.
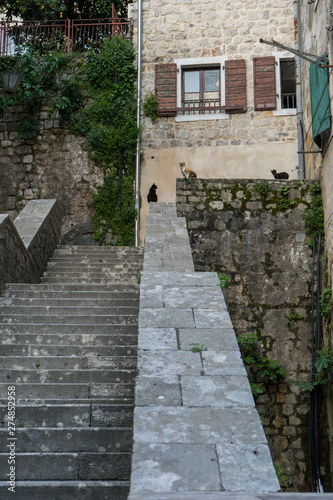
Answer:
0 108 103 239
0 199 61 292
176 178 328 491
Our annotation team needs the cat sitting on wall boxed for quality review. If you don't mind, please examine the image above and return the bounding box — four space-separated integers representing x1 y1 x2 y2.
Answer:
271 169 289 179
180 162 197 179
147 183 158 203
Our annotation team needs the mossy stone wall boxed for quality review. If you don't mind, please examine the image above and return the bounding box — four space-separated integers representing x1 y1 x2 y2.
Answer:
176 177 329 491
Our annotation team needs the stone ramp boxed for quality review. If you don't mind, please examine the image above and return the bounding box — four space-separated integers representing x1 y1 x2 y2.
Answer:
0 245 143 500
129 203 280 498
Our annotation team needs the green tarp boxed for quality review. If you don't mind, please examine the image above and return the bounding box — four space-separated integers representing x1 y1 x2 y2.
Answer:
309 54 331 143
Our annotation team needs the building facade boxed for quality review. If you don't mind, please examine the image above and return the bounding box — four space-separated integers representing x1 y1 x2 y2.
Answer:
131 0 299 240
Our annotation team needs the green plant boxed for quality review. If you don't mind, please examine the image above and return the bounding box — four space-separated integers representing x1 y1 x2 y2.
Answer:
277 185 297 211
137 272 142 284
274 462 288 489
256 357 287 381
251 383 264 395
237 332 259 350
304 183 324 244
284 309 304 325
217 272 232 289
252 180 270 198
143 93 159 121
320 288 333 317
190 343 208 353
297 346 333 391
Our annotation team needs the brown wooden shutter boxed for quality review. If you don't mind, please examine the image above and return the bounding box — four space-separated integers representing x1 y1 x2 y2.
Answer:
225 59 247 113
155 63 177 117
253 56 276 110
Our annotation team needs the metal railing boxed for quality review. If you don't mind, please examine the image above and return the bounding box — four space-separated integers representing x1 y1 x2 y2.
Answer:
281 92 297 109
0 12 132 55
181 98 222 115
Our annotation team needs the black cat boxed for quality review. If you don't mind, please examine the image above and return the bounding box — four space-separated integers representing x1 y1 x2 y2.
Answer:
147 183 158 203
271 169 289 179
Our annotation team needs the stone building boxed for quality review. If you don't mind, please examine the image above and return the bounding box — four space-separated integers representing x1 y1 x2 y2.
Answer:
131 0 299 240
298 0 333 489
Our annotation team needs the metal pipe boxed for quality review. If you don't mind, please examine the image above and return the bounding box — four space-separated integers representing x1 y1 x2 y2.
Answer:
294 0 306 179
134 0 142 247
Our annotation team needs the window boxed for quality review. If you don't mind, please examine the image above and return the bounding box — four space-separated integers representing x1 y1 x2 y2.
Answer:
279 58 296 110
182 67 221 114
155 57 246 120
253 55 297 115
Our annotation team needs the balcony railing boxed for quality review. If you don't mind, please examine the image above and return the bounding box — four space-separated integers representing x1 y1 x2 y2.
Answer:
182 98 222 115
281 92 297 109
0 10 132 55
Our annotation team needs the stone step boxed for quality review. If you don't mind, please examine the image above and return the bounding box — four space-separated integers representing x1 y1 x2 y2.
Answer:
0 323 138 334
0 427 132 453
0 305 139 316
0 344 137 359
0 397 134 406
0 481 129 500
54 245 144 254
41 276 140 284
5 283 140 293
0 333 137 346
0 352 137 368
0 452 131 480
0 404 133 428
1 369 135 384
0 297 139 307
0 382 134 399
0 314 138 325
2 290 139 301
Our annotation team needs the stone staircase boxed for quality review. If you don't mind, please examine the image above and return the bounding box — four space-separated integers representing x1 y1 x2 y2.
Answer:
0 245 143 500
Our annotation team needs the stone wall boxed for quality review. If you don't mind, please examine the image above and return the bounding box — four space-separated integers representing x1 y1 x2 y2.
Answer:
0 199 61 292
0 107 103 241
176 178 328 491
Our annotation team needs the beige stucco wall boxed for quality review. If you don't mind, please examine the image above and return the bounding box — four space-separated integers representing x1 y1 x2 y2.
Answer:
139 140 298 243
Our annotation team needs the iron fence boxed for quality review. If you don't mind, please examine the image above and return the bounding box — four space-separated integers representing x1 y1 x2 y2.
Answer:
0 13 132 55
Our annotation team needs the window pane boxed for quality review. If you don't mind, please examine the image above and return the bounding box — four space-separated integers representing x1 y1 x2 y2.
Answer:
280 59 296 109
205 69 220 92
184 71 199 93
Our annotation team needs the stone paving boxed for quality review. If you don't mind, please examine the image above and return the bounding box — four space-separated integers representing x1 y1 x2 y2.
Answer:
129 203 280 498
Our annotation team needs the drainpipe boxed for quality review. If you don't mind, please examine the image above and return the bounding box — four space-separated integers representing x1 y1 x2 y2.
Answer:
294 0 306 179
134 0 142 247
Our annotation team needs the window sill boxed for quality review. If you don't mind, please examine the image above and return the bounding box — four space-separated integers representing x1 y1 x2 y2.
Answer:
273 108 297 117
175 113 230 122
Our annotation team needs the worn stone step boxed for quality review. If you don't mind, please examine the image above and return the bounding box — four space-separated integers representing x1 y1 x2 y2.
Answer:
0 397 134 405
0 404 133 428
0 305 139 316
0 427 132 453
0 314 138 325
1 369 135 384
5 283 140 293
54 245 143 253
0 323 138 335
2 291 139 302
0 333 137 346
0 297 139 307
40 275 140 284
0 452 131 480
0 382 134 399
0 343 137 359
0 481 129 500
0 352 137 368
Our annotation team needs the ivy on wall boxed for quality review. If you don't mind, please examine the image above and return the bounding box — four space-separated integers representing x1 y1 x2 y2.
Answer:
0 36 138 245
